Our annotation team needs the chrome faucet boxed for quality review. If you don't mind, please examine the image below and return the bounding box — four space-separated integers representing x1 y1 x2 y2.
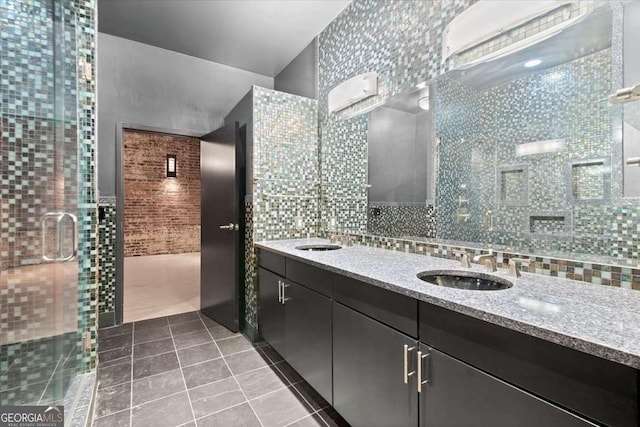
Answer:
473 253 497 272
508 258 531 278
452 249 471 268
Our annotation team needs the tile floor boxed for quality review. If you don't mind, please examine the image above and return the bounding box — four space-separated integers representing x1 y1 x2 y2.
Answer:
94 311 348 427
123 253 200 323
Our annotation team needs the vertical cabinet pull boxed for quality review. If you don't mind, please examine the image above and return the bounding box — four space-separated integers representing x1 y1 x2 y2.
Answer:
277 280 283 303
403 344 416 384
282 283 288 304
417 350 430 393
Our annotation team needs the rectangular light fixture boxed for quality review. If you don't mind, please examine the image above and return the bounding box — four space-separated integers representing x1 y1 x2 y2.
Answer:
328 72 378 114
515 139 565 157
166 154 177 177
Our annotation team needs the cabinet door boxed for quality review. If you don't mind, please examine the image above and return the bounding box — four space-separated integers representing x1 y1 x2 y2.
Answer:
258 268 286 358
419 344 596 427
333 302 418 427
285 281 332 403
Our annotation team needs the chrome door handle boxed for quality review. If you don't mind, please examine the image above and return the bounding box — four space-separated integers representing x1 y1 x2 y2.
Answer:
219 223 235 230
40 212 78 262
59 213 78 262
41 212 64 262
281 283 288 304
403 344 416 384
417 350 430 393
277 280 283 303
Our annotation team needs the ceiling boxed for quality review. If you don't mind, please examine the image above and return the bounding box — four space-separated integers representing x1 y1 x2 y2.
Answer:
97 0 351 77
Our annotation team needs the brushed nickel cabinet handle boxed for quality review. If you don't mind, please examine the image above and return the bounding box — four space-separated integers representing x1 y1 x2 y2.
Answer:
417 350 430 393
277 280 283 303
403 344 416 384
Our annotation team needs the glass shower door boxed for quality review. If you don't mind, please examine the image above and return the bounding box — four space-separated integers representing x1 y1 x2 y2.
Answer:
0 0 80 406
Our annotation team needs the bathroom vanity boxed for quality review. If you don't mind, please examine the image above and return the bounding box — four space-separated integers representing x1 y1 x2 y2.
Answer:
256 239 640 427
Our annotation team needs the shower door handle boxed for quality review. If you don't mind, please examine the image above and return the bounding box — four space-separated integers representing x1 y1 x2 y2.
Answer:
41 212 78 262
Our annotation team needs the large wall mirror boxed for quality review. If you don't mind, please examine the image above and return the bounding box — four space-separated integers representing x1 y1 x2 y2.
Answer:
356 1 639 264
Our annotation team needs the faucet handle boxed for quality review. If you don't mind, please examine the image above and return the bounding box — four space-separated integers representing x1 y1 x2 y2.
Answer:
452 250 471 268
508 257 531 278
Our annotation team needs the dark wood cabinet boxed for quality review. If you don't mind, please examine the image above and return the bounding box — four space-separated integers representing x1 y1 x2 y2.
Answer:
285 281 332 403
258 261 332 403
258 249 639 427
418 344 595 427
258 268 286 358
333 302 418 427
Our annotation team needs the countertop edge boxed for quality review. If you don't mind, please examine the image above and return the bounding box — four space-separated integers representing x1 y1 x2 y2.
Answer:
254 241 640 370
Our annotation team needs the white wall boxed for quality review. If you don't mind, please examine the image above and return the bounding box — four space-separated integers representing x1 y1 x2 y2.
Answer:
98 33 274 196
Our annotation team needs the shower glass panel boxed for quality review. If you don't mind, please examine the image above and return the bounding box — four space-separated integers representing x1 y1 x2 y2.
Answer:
1 0 80 405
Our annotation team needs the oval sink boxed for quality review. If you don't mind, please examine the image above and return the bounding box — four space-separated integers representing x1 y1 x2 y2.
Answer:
295 244 342 251
417 271 512 291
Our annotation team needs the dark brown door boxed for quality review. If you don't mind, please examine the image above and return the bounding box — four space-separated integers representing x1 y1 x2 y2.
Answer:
200 122 242 331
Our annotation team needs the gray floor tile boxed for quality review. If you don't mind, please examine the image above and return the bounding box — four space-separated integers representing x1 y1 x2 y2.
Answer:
178 423 196 427
99 333 133 353
98 344 133 363
170 320 206 336
133 337 175 360
98 354 132 369
196 402 260 427
173 330 213 350
132 352 180 380
182 358 231 389
189 377 246 419
250 386 313 427
207 325 240 341
225 350 270 375
99 324 133 339
177 342 221 367
131 391 193 427
134 317 169 331
94 382 131 418
216 335 253 356
288 413 327 427
134 325 171 344
132 368 186 406
167 311 200 325
92 409 131 427
198 314 220 328
97 361 131 389
235 366 288 400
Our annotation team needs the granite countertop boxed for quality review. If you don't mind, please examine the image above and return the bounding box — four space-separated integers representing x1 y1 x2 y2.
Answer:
255 238 640 369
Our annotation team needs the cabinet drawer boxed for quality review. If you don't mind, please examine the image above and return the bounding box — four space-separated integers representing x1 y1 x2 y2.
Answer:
258 249 286 276
420 302 639 427
333 273 417 338
285 259 332 297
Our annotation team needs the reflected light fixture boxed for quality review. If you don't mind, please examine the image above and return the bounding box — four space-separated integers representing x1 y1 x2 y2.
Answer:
418 96 430 111
166 154 177 178
524 59 542 68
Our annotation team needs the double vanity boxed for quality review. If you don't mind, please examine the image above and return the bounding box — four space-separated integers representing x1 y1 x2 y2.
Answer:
256 238 640 427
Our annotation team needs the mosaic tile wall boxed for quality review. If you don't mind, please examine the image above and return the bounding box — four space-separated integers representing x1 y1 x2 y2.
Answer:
97 198 116 326
249 86 319 329
435 46 640 260
0 0 97 405
318 0 475 234
367 203 436 239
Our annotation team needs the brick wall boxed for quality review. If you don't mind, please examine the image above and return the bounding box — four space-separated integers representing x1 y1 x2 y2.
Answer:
124 130 201 257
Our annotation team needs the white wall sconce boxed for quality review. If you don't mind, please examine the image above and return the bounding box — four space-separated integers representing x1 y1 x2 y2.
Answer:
328 72 378 114
166 154 177 178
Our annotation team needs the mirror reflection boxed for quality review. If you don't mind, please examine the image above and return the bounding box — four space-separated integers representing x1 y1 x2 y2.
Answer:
360 2 639 263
